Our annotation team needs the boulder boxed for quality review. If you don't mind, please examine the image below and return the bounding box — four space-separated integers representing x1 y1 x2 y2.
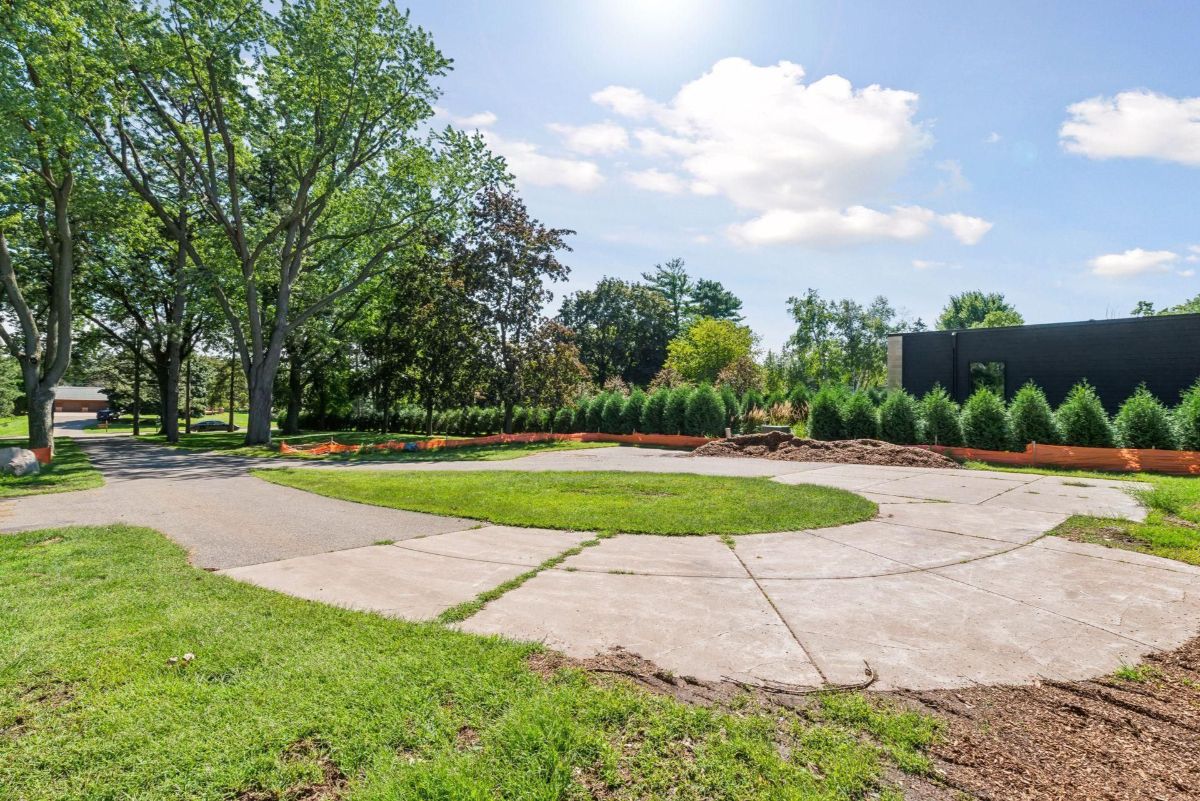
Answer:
0 446 40 477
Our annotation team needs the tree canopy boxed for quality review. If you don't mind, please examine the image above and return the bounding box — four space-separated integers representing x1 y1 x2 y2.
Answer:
937 291 1024 330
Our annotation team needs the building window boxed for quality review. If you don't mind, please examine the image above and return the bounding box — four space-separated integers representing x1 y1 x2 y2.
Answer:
969 361 1006 397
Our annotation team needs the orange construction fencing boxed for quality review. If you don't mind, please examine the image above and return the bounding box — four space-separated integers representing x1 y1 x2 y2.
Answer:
919 442 1200 476
276 431 712 457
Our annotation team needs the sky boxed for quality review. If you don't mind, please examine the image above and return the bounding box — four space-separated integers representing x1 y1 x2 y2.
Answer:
407 0 1200 350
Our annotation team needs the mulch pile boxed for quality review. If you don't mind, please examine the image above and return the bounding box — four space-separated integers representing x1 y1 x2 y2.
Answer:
691 431 961 469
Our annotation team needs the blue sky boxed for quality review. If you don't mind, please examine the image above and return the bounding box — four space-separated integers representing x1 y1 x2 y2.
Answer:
409 0 1200 349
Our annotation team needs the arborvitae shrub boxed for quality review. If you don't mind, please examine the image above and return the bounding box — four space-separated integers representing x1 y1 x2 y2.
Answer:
766 390 788 409
485 408 503 434
641 388 670 434
685 384 725 437
1115 385 1178 450
961 388 1012 451
1177 380 1200 451
920 385 962 446
1055 381 1115 447
788 384 809 411
807 386 845 441
879 391 920 444
621 388 647 434
586 392 608 432
720 385 740 434
553 407 573 433
601 393 625 434
841 393 880 440
572 398 591 433
740 388 765 416
663 387 691 435
514 407 531 433
1009 382 1058 445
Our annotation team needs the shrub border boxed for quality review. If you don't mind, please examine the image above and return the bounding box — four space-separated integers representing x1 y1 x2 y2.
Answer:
277 431 713 456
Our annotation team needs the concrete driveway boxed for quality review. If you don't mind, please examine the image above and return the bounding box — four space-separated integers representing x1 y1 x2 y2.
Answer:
5 434 1199 691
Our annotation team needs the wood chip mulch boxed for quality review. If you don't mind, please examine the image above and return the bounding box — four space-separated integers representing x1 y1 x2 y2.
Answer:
898 635 1200 801
691 432 961 469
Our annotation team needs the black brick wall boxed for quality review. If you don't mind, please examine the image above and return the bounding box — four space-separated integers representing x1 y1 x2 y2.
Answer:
897 314 1200 411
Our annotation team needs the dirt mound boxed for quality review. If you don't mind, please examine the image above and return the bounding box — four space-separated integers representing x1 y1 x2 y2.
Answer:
691 431 961 469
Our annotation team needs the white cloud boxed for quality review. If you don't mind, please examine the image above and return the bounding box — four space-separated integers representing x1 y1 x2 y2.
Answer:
455 111 498 128
1060 90 1200 165
482 131 604 192
985 132 1002 144
624 168 688 194
934 159 970 193
1180 268 1197 278
1088 248 1179 277
937 213 993 245
594 58 991 246
547 122 629 155
1187 245 1200 263
591 85 657 118
912 259 963 271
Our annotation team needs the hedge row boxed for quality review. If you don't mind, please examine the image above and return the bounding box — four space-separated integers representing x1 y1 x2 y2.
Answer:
807 379 1200 452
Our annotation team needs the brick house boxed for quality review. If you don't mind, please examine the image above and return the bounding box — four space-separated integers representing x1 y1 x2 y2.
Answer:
53 386 108 413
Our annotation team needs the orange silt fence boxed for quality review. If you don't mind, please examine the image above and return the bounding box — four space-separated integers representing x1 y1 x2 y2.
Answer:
920 442 1200 476
277 431 713 457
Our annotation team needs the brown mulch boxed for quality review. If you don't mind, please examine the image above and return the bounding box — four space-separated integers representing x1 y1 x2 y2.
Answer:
901 635 1200 801
691 431 961 469
532 636 1200 801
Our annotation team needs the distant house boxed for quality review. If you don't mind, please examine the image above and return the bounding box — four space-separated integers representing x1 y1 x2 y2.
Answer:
887 313 1200 412
54 386 108 413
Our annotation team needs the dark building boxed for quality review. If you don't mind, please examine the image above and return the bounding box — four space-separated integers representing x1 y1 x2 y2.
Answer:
887 314 1200 412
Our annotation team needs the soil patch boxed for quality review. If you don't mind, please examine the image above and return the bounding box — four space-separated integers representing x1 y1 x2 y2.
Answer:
900 634 1200 801
236 738 348 801
692 432 961 469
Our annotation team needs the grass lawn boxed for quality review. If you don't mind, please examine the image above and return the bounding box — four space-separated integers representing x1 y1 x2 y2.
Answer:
0 525 937 799
0 438 102 499
965 461 1200 566
254 469 877 535
0 416 28 438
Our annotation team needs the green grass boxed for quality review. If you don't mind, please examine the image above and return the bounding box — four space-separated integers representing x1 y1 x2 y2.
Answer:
253 469 877 535
0 438 102 498
0 416 28 438
0 525 937 799
971 462 1200 567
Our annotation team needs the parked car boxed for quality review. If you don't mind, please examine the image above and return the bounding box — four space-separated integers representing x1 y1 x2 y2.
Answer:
192 419 240 432
96 408 121 422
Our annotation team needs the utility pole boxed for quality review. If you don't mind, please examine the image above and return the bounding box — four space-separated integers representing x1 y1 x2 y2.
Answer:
228 354 236 432
132 342 142 437
184 357 192 434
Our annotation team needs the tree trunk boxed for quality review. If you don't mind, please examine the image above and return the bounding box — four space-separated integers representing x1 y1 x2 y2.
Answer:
284 354 303 435
244 356 281 445
503 400 515 435
26 386 55 452
132 351 142 437
424 400 434 436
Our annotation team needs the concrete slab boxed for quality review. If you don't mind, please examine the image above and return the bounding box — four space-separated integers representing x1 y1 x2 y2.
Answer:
816 520 1017 568
935 545 1200 648
460 570 824 685
398 525 590 567
762 571 1146 690
734 530 908 579
875 502 1066 543
983 481 1147 521
866 472 1027 504
1034 536 1200 576
559 534 746 577
219 545 527 620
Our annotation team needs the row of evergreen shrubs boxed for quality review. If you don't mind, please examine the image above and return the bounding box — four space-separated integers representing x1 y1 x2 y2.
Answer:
807 380 1200 452
566 386 728 437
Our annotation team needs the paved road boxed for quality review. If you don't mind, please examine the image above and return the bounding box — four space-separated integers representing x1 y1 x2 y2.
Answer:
6 433 1199 691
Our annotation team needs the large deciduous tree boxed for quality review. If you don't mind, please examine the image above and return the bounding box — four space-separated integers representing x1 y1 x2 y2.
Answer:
0 0 99 451
937 291 1024 331
665 317 755 385
460 186 571 434
557 277 672 387
87 0 498 444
